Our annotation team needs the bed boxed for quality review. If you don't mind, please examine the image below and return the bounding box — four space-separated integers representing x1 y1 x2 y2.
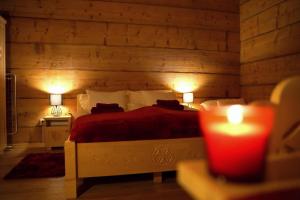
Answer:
64 90 204 199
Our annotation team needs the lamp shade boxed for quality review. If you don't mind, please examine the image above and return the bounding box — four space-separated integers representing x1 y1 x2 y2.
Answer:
183 92 193 103
50 94 62 106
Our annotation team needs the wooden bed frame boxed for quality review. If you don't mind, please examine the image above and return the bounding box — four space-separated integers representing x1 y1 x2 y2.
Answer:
65 93 205 198
65 137 204 199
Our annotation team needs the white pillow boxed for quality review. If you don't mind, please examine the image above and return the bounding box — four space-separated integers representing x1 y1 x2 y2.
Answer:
127 90 176 110
86 90 128 110
127 103 145 111
200 98 246 111
77 94 90 115
200 100 218 110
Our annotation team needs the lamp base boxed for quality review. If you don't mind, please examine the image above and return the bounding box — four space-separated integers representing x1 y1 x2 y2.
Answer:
51 105 62 117
183 103 193 108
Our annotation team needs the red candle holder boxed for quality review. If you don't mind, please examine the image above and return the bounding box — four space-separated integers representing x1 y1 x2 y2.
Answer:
199 105 274 182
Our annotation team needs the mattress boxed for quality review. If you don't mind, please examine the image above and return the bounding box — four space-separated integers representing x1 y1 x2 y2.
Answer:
70 106 201 143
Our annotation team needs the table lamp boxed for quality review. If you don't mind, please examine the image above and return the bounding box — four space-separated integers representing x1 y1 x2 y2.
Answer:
183 92 194 107
50 94 62 116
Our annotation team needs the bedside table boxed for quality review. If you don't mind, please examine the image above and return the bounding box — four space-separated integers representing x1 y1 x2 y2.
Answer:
41 115 72 148
183 103 203 111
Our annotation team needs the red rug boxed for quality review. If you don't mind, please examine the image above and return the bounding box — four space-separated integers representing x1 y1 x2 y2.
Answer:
4 153 65 179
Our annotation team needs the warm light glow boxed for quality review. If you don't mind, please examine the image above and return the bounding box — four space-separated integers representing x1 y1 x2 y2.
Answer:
183 92 194 103
50 94 62 106
48 85 65 94
173 79 196 93
42 78 73 94
227 105 244 124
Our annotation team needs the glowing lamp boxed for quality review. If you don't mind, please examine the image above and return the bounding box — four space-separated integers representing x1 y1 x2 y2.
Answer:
50 94 62 116
183 92 194 108
183 92 194 103
199 105 274 182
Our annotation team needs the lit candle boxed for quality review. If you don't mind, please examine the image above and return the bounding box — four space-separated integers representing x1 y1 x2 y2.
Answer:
199 105 274 182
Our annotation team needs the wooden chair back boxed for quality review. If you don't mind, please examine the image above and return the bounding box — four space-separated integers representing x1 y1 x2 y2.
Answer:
269 76 300 154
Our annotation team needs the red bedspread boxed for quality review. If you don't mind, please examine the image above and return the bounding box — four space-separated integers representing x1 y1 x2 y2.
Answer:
70 106 201 143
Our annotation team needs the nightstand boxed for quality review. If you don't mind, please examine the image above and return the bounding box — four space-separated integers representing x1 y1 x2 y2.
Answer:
183 103 203 111
41 115 72 148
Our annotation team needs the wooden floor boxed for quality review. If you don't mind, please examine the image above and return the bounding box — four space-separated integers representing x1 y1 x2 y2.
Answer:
0 143 193 200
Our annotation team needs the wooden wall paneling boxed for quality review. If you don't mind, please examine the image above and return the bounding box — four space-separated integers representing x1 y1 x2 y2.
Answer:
193 84 240 99
0 0 239 31
278 0 300 28
17 99 49 127
241 0 300 41
241 6 278 41
240 0 250 5
16 98 76 128
86 0 239 12
9 17 233 52
241 30 277 63
240 0 300 103
241 53 300 85
2 0 240 143
241 85 275 103
14 83 240 100
12 69 240 98
9 43 239 74
107 23 228 51
240 0 284 21
227 32 240 52
241 22 300 63
8 18 107 45
240 0 300 104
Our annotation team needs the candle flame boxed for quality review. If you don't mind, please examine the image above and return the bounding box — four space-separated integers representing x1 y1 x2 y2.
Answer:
227 105 244 124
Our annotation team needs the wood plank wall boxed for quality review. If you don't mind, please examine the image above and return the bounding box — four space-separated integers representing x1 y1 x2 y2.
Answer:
0 0 239 143
240 0 300 102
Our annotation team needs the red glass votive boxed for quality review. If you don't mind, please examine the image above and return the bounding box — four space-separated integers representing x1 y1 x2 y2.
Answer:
199 105 274 182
